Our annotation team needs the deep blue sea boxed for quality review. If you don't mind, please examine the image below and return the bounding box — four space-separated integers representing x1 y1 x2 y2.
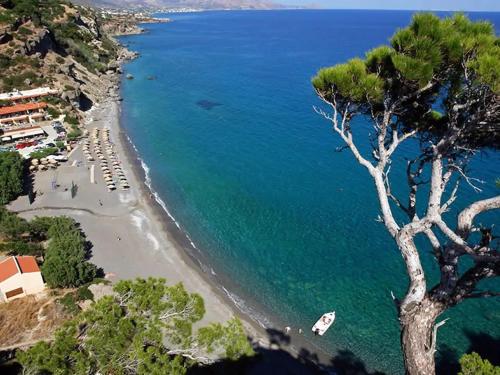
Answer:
119 10 500 374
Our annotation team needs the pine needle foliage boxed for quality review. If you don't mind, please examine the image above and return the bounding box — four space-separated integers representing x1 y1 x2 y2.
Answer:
17 278 255 375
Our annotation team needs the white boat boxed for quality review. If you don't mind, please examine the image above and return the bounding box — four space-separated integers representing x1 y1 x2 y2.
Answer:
311 311 335 336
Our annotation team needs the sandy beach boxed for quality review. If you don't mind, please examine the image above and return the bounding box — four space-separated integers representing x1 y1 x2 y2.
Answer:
8 98 239 328
7 94 330 374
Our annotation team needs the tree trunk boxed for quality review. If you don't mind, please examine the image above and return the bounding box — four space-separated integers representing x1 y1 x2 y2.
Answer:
400 298 444 375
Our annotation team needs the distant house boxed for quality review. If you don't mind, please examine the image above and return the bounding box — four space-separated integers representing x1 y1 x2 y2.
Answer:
0 87 58 104
0 256 45 302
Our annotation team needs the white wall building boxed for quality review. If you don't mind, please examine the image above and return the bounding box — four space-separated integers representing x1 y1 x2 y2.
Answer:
0 256 45 302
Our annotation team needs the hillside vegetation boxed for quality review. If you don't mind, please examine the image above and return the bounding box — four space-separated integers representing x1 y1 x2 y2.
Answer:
0 0 130 115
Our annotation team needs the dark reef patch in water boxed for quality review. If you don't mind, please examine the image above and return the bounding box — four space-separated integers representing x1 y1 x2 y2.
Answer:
196 100 222 110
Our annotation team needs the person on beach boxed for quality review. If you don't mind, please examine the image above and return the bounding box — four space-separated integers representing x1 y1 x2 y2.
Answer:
285 326 291 334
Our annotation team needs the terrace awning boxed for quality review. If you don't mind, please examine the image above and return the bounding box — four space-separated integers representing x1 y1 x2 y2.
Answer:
9 128 45 140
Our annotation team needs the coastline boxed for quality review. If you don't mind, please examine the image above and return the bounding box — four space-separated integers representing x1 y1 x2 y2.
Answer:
6 22 332 373
117 94 335 367
115 65 337 372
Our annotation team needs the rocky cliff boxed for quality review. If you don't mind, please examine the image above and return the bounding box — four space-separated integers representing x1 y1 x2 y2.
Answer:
0 1 139 113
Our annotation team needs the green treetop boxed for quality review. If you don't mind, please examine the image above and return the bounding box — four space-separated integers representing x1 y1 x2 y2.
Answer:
312 13 499 375
17 277 254 375
313 13 499 150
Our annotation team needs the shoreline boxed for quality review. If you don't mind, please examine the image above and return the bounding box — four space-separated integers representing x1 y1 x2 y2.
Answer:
6 23 334 373
117 98 333 363
114 73 337 372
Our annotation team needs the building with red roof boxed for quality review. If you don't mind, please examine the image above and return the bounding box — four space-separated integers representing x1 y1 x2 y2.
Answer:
0 256 45 302
0 102 47 126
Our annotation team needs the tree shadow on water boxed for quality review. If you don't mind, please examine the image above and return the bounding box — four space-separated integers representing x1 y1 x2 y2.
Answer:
189 328 385 375
436 330 500 374
464 330 500 366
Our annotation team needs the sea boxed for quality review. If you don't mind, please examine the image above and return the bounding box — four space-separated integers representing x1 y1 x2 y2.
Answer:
118 10 500 374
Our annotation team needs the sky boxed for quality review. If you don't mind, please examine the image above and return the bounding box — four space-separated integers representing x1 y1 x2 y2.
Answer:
279 0 500 12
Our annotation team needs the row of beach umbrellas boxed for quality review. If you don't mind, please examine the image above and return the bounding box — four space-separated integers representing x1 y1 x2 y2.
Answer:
85 128 130 191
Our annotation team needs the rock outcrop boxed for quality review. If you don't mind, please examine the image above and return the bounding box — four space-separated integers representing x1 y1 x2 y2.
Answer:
21 28 55 57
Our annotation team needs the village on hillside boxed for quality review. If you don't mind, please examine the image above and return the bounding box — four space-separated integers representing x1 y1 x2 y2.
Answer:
0 87 72 165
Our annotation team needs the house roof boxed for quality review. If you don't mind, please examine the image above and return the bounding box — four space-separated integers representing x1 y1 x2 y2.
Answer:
0 256 40 283
0 102 47 116
16 256 40 273
0 257 18 283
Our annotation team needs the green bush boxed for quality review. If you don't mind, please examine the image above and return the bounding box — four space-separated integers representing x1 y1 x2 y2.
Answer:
44 95 64 106
67 128 82 140
64 113 79 126
0 54 11 70
57 293 80 315
46 106 60 118
2 71 46 91
28 216 60 240
0 151 24 205
41 217 97 288
76 285 93 301
30 147 58 160
0 206 29 240
459 352 500 375
0 240 43 256
17 26 33 36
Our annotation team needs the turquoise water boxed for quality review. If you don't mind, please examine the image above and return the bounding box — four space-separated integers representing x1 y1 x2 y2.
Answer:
119 10 500 373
